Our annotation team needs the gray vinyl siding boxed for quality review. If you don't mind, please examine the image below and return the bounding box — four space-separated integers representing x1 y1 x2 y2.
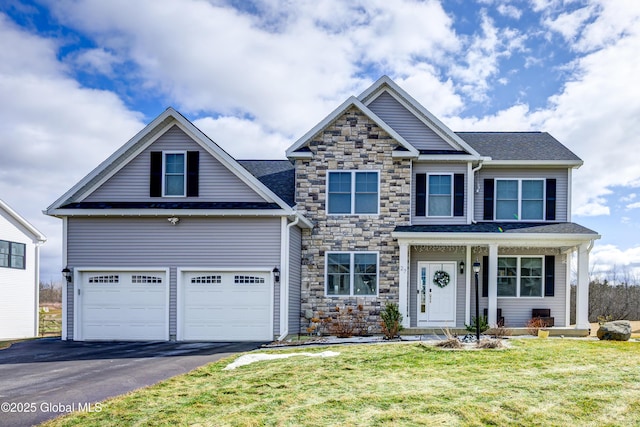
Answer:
475 249 568 327
409 247 467 328
66 216 281 339
367 92 455 151
412 162 468 225
288 226 302 334
86 125 265 203
474 168 569 222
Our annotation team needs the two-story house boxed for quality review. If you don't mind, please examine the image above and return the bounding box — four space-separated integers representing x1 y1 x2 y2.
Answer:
46 76 599 341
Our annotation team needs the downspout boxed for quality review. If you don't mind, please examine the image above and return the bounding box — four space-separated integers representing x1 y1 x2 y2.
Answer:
470 160 484 224
278 214 300 341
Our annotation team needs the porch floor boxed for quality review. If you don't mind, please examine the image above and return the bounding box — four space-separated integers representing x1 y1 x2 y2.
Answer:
400 327 590 338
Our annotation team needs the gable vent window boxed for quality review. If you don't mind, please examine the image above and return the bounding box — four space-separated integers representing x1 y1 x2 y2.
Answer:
191 275 222 284
132 275 163 284
0 240 25 270
234 275 265 284
150 151 199 197
88 275 119 284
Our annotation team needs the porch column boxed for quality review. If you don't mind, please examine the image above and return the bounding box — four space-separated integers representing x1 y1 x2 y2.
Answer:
487 244 498 326
398 242 410 328
465 245 472 325
576 243 591 330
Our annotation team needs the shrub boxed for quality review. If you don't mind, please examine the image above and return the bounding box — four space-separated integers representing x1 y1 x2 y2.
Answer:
380 303 403 340
329 305 367 338
526 317 548 336
465 316 489 334
477 339 504 349
486 325 512 338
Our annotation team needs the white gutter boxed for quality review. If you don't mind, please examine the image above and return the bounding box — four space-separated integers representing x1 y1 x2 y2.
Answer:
470 160 484 224
278 215 300 341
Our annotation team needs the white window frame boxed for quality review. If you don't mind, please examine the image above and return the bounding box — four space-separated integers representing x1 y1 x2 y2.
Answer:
326 170 380 215
162 151 187 197
497 256 545 298
494 178 545 221
427 173 453 217
325 251 379 297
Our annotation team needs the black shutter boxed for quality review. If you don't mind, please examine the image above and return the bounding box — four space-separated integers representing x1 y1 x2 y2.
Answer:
416 173 426 217
454 174 464 217
483 179 494 220
150 151 162 197
482 256 489 297
545 255 555 297
546 179 556 221
186 151 199 197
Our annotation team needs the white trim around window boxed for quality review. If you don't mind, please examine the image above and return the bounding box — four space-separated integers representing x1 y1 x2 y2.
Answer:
497 255 545 298
162 150 187 197
326 170 380 215
325 251 379 297
427 173 453 217
494 178 545 221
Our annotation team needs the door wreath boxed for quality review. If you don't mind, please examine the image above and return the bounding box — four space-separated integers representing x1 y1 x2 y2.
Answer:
433 270 450 288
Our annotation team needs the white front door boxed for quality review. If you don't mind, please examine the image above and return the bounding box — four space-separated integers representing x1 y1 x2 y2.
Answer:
417 262 457 327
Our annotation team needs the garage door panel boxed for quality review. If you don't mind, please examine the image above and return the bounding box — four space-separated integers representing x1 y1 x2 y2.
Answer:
181 271 271 341
80 271 168 341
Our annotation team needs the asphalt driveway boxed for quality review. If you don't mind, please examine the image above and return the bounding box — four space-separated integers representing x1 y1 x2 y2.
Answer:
0 338 263 427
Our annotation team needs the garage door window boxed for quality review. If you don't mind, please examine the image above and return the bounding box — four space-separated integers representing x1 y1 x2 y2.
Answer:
88 275 119 283
132 275 163 284
234 275 266 284
191 275 222 284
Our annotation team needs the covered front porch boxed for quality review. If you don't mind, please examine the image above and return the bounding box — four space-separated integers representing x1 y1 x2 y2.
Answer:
392 223 600 334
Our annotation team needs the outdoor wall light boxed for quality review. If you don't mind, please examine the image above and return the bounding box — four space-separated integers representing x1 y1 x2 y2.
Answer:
459 261 465 274
273 267 280 283
62 267 73 284
167 216 180 225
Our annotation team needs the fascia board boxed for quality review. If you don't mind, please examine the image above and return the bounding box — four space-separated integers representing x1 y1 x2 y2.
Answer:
392 232 601 246
46 208 294 217
359 76 481 157
484 160 584 167
0 199 46 242
417 155 482 162
285 96 419 157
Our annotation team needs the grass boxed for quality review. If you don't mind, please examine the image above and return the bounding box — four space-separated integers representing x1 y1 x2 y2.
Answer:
42 339 640 427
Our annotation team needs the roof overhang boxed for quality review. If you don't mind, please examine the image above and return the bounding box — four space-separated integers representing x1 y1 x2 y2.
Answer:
392 231 600 248
0 199 46 243
47 208 295 218
483 160 584 168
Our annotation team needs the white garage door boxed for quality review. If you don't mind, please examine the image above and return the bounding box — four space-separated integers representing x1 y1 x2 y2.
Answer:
180 271 272 341
80 271 168 341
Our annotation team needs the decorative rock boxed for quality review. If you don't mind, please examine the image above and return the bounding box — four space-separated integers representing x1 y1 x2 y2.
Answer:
597 320 632 341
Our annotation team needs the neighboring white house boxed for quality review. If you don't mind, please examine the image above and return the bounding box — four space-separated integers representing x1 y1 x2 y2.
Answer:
0 199 46 339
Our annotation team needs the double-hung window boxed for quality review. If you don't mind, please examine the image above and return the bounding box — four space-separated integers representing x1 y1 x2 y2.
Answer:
0 240 25 269
495 179 544 220
497 256 543 297
163 152 186 197
428 174 452 216
326 252 378 296
327 171 379 215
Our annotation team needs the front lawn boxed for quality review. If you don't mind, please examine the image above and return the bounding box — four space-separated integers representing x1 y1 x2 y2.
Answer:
45 339 640 426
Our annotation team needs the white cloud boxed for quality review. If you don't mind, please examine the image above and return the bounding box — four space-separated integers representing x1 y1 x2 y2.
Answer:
621 193 637 203
542 5 596 42
590 244 640 280
573 201 610 217
626 202 640 210
497 4 522 20
68 48 123 76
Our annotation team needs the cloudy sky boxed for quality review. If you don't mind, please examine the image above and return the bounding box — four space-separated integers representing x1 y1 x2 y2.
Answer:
1 0 639 283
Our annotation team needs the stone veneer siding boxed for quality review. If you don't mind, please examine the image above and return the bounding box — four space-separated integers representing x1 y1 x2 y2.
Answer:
296 106 412 332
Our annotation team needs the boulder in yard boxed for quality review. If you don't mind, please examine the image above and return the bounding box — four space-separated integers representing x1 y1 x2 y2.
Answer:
597 320 632 341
